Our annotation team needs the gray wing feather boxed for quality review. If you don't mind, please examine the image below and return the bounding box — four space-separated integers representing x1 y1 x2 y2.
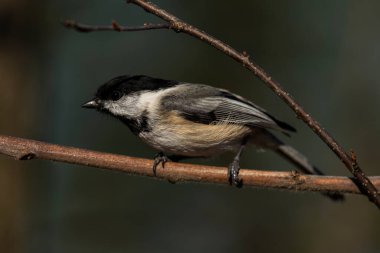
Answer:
162 83 293 132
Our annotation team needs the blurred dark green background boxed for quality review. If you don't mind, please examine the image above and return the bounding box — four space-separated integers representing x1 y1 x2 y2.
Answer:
1 1 379 252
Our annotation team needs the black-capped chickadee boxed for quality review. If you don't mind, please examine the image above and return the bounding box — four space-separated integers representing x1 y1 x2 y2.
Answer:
83 75 343 200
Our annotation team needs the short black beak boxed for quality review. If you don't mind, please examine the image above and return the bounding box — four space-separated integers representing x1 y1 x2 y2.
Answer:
82 99 99 109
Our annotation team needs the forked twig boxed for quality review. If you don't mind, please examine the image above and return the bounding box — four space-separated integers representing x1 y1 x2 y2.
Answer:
61 0 379 207
124 0 380 207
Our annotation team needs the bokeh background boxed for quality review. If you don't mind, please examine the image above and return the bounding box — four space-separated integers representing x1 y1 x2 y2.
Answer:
1 0 379 252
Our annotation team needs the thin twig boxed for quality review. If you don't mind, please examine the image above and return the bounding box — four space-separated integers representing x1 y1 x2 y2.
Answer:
123 0 378 208
62 1 380 207
63 19 170 33
1 135 379 194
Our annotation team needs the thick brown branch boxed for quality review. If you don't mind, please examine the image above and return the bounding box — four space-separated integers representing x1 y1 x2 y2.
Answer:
63 19 169 33
1 135 379 195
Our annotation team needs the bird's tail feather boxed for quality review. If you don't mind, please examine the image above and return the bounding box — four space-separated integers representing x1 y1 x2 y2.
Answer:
255 130 344 201
275 143 345 201
276 144 324 175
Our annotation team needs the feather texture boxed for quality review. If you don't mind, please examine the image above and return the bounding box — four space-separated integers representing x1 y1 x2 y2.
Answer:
161 83 295 133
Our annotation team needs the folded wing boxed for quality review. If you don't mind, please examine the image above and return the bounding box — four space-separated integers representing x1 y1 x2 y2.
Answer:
161 84 295 133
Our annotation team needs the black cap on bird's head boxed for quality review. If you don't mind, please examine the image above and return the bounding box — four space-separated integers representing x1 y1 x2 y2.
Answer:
82 75 178 110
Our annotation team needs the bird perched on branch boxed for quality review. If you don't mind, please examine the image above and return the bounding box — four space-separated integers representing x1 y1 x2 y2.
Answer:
83 75 343 201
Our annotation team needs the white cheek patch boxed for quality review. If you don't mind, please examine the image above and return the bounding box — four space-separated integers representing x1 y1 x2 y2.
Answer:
104 95 140 117
103 89 169 119
136 90 166 112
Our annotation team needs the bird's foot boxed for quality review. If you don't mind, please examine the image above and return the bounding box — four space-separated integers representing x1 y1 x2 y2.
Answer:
152 152 168 176
228 159 243 188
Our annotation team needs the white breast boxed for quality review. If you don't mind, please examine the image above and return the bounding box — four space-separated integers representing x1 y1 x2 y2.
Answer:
139 112 252 157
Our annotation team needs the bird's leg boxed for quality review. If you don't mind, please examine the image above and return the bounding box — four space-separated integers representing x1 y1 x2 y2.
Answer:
228 137 249 188
152 154 194 176
152 152 168 176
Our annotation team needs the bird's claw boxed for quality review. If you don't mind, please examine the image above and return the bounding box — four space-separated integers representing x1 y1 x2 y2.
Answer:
153 152 168 176
228 159 243 188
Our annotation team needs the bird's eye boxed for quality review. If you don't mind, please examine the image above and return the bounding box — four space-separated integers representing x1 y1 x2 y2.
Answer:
111 90 122 101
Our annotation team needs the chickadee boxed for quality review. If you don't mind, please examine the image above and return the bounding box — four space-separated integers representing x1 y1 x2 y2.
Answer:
83 75 343 200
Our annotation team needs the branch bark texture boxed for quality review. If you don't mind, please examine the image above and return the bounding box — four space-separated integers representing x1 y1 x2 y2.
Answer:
1 135 379 195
